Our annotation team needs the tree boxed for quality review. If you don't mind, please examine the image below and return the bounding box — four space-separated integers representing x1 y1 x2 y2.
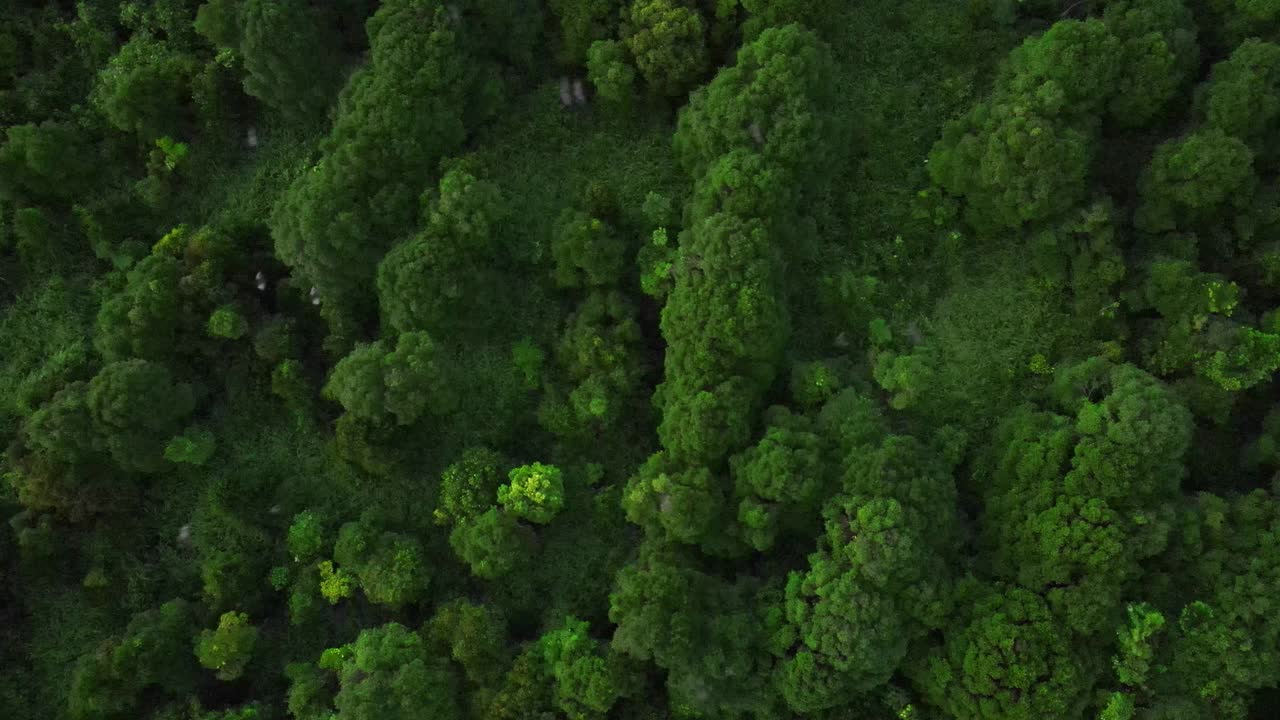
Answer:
775 436 957 712
551 210 626 289
674 24 835 181
1000 18 1121 118
539 616 637 718
324 342 385 421
332 516 430 608
1208 40 1280 136
92 34 195 141
548 0 625 65
427 599 510 686
498 462 566 524
238 0 344 121
194 0 240 48
196 611 259 681
449 507 527 580
383 331 458 422
376 167 507 336
271 1 496 338
1156 491 1280 718
69 600 199 720
86 360 195 474
1136 129 1256 233
23 381 99 465
324 331 456 426
623 452 724 544
435 446 507 527
655 213 787 466
586 40 636 106
95 225 241 363
622 0 708 98
95 254 182 362
481 646 557 720
0 121 95 205
539 291 646 438
984 362 1193 634
929 99 1091 232
608 541 776 716
739 0 837 38
920 585 1089 720
307 623 461 720
206 305 248 340
1103 0 1199 128
164 427 216 465
729 407 826 551
287 510 328 562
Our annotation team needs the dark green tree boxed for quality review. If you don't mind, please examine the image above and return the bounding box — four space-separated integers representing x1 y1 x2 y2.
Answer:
86 359 195 474
919 585 1089 720
427 599 510 686
435 446 507 527
92 34 196 141
449 507 528 580
332 516 430 608
238 0 345 121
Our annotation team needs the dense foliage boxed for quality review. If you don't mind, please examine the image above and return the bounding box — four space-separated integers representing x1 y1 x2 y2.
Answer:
3 1 1280 719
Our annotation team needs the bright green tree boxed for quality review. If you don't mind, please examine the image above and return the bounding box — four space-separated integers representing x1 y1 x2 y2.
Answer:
196 611 259 681
498 462 566 524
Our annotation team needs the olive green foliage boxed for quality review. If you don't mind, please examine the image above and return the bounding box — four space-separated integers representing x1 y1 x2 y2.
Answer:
95 225 244 364
651 23 838 477
539 290 646 437
207 305 248 339
0 121 96 204
984 364 1193 635
728 407 825 551
930 4 1197 232
164 426 216 465
552 209 626 288
1136 129 1256 233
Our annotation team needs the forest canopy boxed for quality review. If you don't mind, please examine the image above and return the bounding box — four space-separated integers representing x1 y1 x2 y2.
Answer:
2 1 1280 719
